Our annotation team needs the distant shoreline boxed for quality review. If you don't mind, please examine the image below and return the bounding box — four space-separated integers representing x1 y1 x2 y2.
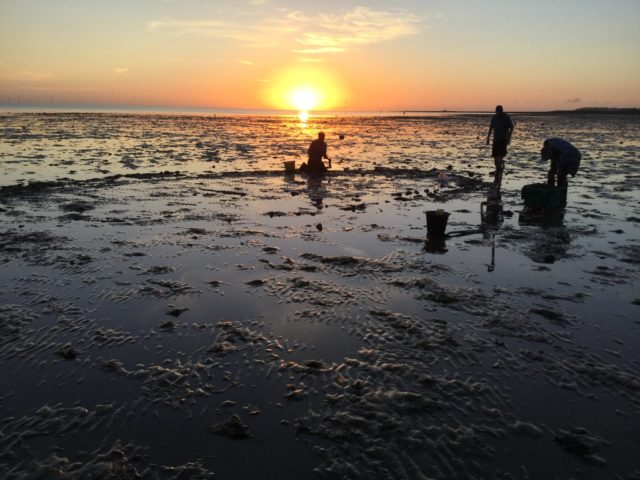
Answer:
542 107 640 115
401 107 640 115
0 105 638 116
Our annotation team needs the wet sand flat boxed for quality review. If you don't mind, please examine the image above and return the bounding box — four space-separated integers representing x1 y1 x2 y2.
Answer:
1 112 639 479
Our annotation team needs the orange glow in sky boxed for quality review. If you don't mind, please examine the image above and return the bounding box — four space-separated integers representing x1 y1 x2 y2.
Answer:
0 2 638 111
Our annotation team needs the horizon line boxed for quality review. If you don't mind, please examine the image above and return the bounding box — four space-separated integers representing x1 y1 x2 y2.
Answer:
1 103 638 115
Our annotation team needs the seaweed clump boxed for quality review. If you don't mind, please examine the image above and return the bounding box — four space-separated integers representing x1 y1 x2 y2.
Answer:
211 414 252 439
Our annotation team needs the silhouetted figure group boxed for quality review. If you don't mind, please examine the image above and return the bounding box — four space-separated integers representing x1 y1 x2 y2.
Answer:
486 105 581 188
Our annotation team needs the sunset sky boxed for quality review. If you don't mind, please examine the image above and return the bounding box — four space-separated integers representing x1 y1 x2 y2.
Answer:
1 0 639 111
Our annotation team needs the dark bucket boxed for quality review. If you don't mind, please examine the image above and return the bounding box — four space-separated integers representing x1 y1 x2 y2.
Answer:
425 210 450 236
521 183 567 209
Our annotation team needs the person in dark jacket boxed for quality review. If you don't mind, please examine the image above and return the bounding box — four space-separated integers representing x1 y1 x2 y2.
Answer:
540 137 581 186
301 132 331 174
486 105 514 183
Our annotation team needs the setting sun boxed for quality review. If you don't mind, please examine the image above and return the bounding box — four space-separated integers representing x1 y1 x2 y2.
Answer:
290 87 319 111
265 66 346 112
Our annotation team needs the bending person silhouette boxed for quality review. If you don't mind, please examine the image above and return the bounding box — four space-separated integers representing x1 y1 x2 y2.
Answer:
540 138 581 186
301 132 331 174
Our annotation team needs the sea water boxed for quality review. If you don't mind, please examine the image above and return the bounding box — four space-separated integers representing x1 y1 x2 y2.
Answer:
0 111 639 479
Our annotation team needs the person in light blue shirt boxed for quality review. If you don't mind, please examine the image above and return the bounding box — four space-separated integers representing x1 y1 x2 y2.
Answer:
540 137 581 186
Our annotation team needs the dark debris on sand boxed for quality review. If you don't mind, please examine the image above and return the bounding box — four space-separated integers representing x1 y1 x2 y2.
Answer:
211 414 252 439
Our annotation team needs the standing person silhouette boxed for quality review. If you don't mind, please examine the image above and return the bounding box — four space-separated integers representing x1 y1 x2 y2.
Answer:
486 105 514 184
301 132 331 174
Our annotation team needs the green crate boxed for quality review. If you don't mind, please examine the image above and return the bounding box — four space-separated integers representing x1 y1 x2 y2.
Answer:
521 183 567 209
